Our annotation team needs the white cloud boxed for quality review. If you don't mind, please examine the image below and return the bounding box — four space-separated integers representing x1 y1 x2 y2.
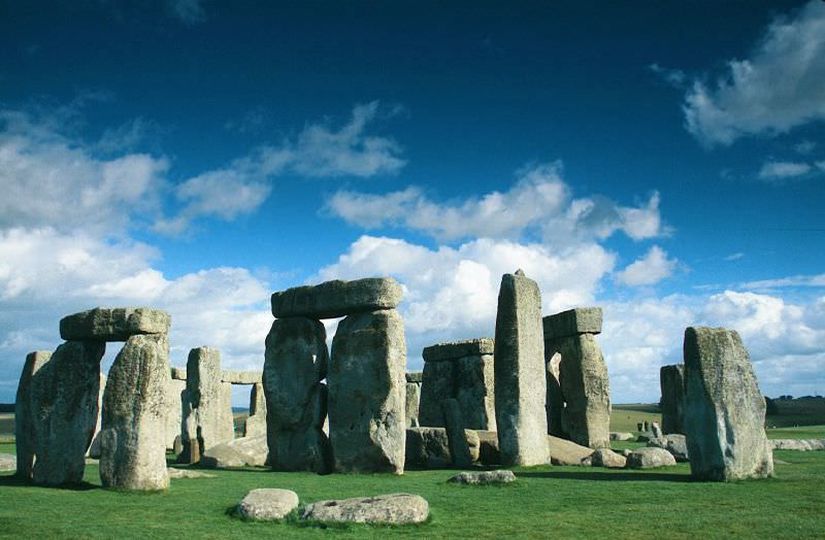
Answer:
725 252 745 261
649 63 686 87
683 1 825 146
615 245 678 287
327 162 667 245
742 273 825 290
758 160 812 180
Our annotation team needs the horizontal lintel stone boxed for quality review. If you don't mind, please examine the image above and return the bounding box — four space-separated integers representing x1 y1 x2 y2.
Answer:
221 370 263 385
422 338 494 363
405 372 423 383
542 307 602 340
271 277 402 319
60 307 170 342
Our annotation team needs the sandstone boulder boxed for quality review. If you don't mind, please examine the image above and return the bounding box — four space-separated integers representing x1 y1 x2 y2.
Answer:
237 488 299 521
448 470 516 485
648 434 690 462
271 277 402 319
548 435 593 466
201 435 268 468
494 271 549 466
586 448 627 468
683 327 774 481
626 447 677 469
610 432 634 441
301 493 429 525
60 307 170 341
14 351 51 479
404 427 479 469
542 307 602 339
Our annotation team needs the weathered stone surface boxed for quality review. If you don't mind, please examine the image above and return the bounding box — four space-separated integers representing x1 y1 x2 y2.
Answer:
419 357 454 427
548 333 611 448
442 399 472 467
405 372 423 383
264 317 331 473
31 341 104 485
243 382 267 438
610 432 634 441
683 327 774 481
660 364 685 434
587 448 627 468
0 453 16 471
166 378 185 451
405 381 421 428
201 435 268 468
455 354 496 431
271 277 402 319
100 334 170 490
167 467 215 479
60 307 170 341
494 271 549 466
477 430 501 466
770 439 825 451
548 435 593 466
405 427 451 469
14 351 51 479
180 347 235 463
237 488 299 521
542 307 602 340
329 309 406 474
648 434 690 462
448 470 516 485
545 351 564 436
221 370 262 385
170 366 187 380
302 493 429 525
626 447 677 469
651 422 663 439
422 338 494 363
86 373 107 458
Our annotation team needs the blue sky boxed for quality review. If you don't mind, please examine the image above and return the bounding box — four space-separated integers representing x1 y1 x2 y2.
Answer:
1 0 823 404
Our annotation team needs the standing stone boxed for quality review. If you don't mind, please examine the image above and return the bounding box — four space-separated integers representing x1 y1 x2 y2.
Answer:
419 355 455 427
545 352 565 437
100 334 170 490
166 378 186 451
87 372 108 458
244 382 268 438
682 327 774 481
442 399 472 467
263 317 331 473
660 364 685 434
493 270 549 466
14 351 51 480
329 309 406 474
405 373 422 428
31 341 105 485
181 347 235 462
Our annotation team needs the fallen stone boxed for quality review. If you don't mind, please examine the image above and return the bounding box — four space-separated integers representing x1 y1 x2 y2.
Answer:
0 453 16 471
610 432 634 441
31 341 104 486
683 327 774 481
548 435 593 466
201 435 268 468
586 448 627 468
264 317 331 473
448 470 516 485
770 439 825 451
221 370 262 385
494 270 549 466
660 364 685 434
60 307 170 341
271 277 402 319
626 447 677 469
167 467 216 479
542 307 602 340
329 309 406 474
237 488 299 521
422 338 494 363
14 351 51 479
100 334 170 491
301 493 429 525
648 434 690 462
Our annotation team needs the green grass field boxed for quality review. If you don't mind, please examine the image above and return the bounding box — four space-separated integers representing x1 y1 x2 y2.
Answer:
2 409 824 538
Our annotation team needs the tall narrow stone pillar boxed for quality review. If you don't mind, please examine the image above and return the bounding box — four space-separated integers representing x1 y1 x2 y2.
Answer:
660 364 685 434
14 351 52 480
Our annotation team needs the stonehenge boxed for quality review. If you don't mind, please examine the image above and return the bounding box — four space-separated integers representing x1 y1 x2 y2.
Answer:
660 364 685 434
543 307 611 449
493 270 549 466
419 338 496 430
14 351 52 480
682 327 774 481
405 372 422 427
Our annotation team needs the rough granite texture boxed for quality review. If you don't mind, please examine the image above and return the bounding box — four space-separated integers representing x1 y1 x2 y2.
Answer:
271 277 402 319
542 307 602 340
442 398 472 467
201 435 268 468
626 447 677 469
418 357 455 427
237 488 299 521
329 309 406 474
301 493 429 525
405 381 421 428
494 271 549 466
683 327 774 481
263 317 331 473
221 370 262 384
448 470 516 485
60 307 170 341
660 364 686 434
99 334 170 490
14 351 51 480
404 427 479 469
422 338 494 362
31 341 104 486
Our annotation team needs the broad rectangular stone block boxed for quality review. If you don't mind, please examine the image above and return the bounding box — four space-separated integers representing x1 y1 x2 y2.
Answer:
271 277 402 319
422 338 494 363
60 307 170 341
221 370 263 384
542 307 602 340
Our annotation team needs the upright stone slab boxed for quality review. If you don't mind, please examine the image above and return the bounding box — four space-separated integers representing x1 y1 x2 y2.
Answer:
660 364 685 435
405 373 422 428
682 327 774 481
100 334 170 490
60 307 170 341
419 355 455 427
31 341 105 485
271 277 402 319
181 347 235 462
87 372 107 457
166 378 186 451
244 382 268 438
263 317 331 472
493 270 549 466
14 351 52 480
442 399 472 467
329 309 406 474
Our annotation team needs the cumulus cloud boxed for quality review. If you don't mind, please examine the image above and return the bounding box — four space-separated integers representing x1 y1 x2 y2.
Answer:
758 160 813 181
683 1 825 146
741 273 825 290
327 162 667 245
615 246 678 287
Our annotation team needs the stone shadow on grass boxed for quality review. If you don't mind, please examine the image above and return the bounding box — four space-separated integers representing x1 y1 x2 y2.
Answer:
0 474 99 490
516 470 691 482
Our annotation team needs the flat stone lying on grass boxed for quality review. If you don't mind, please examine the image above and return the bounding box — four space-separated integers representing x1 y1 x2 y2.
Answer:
447 470 516 485
610 432 634 441
584 448 627 468
237 488 300 521
167 468 216 479
200 435 268 468
301 493 429 525
271 277 402 319
648 434 690 462
770 439 825 451
548 435 592 466
60 307 170 341
626 447 677 469
0 453 16 471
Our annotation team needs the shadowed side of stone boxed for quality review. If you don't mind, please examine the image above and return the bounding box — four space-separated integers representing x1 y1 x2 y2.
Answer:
271 277 402 319
660 364 685 434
